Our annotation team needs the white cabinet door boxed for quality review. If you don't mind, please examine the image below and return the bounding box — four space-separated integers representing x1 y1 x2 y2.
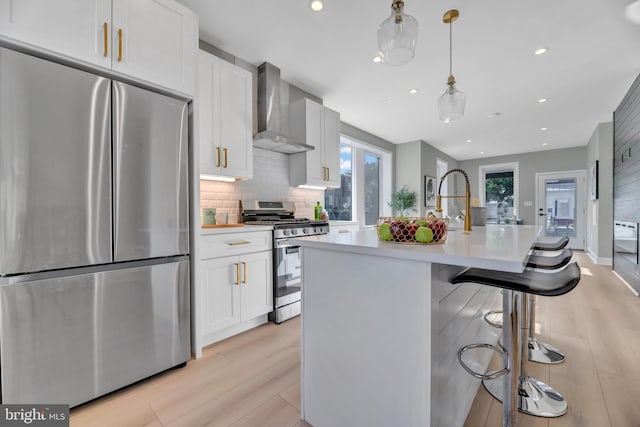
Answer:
289 98 341 188
323 106 341 187
198 51 220 176
112 0 197 95
240 251 273 321
201 256 241 335
0 0 111 68
219 60 253 180
198 50 253 180
305 99 325 186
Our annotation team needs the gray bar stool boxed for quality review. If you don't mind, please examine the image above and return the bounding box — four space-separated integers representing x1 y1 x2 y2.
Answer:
526 247 573 364
453 262 580 426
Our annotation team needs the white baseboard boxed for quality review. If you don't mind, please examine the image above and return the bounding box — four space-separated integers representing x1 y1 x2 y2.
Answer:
598 257 612 266
612 270 640 297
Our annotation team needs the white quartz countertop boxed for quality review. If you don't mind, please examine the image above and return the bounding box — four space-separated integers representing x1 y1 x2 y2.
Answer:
293 224 541 273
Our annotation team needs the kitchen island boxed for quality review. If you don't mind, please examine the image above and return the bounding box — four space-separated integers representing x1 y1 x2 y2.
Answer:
293 224 540 427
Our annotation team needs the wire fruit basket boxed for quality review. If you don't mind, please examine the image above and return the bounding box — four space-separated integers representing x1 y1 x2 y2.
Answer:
376 217 449 244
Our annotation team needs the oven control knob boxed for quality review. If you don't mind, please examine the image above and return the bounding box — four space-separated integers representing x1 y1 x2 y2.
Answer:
291 229 298 235
283 229 290 236
303 228 309 234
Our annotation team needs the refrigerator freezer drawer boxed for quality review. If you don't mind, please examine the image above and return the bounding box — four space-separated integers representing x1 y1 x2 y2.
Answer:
0 260 190 407
113 81 190 262
0 47 112 275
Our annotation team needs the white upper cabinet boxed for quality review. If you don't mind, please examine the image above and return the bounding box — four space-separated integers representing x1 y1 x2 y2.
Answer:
288 98 341 188
198 50 253 180
0 0 112 68
111 0 197 95
0 0 197 95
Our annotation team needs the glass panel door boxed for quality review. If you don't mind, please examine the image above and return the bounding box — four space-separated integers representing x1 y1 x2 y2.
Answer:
536 171 586 249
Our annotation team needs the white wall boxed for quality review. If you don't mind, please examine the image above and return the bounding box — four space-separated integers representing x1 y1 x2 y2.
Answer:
586 122 613 264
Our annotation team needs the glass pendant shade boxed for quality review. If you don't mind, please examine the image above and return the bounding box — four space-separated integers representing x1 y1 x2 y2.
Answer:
438 82 466 123
377 4 418 67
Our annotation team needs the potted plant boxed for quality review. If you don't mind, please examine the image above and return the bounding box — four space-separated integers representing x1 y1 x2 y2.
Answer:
388 185 417 217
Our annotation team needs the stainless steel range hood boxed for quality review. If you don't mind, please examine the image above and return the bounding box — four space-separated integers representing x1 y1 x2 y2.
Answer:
253 62 314 154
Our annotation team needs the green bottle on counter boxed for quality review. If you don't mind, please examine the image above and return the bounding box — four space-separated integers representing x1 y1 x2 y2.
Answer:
314 202 322 220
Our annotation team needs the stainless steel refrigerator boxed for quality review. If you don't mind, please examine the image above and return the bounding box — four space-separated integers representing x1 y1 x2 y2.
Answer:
0 47 190 407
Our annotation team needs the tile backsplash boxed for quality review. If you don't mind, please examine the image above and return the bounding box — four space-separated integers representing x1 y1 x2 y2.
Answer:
200 148 324 223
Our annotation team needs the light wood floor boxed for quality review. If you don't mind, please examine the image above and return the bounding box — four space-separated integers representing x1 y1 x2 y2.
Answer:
71 252 640 427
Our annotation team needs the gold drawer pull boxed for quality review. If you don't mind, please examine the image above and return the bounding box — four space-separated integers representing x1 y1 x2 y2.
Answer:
234 263 240 285
227 241 251 246
117 28 123 62
242 262 247 284
103 22 108 57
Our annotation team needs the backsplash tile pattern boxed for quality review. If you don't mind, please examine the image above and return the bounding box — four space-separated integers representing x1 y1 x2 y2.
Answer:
200 148 324 223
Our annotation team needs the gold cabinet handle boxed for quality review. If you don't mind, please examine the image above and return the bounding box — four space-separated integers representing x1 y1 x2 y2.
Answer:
103 23 108 57
234 263 240 285
216 147 221 167
242 262 247 284
223 148 228 168
326 167 330 181
117 28 123 62
227 240 251 246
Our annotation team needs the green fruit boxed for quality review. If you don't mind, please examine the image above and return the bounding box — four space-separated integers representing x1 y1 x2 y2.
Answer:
379 223 393 241
416 220 428 227
415 226 434 243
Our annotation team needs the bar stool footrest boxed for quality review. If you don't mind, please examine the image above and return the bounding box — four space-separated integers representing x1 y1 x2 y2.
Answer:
483 310 503 329
457 343 508 380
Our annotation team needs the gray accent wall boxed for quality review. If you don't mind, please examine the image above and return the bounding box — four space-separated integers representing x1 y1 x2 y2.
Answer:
458 147 587 226
613 73 640 293
586 122 614 264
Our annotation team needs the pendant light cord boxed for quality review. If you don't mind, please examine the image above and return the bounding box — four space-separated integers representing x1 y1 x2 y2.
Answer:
449 20 453 77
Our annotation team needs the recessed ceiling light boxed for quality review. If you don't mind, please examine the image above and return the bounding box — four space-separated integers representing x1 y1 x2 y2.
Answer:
540 127 548 131
444 119 451 124
534 48 548 55
538 98 548 103
373 55 382 63
480 151 485 155
466 139 472 143
310 0 324 11
541 142 548 146
382 99 389 103
409 89 418 94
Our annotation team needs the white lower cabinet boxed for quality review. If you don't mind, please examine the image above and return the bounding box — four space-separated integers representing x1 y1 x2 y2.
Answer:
200 232 272 347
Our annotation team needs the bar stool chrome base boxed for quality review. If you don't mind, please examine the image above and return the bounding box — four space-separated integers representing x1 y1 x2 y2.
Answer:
483 376 568 418
529 337 566 364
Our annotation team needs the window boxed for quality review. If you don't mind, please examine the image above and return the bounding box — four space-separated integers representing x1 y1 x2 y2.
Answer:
325 135 392 226
479 162 519 224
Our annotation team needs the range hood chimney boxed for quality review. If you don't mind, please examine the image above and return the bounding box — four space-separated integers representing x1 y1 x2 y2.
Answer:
253 62 314 154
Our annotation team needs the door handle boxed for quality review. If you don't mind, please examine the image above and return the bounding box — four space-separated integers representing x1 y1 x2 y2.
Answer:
223 148 228 168
117 28 123 62
103 23 109 57
234 263 240 285
242 262 247 284
539 213 547 216
216 147 221 167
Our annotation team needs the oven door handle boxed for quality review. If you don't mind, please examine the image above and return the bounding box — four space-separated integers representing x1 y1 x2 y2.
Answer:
276 239 299 248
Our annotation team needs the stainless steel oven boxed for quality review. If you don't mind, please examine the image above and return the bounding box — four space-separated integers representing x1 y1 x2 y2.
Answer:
241 200 329 323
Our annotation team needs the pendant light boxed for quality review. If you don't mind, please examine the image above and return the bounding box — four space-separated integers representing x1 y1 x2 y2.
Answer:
437 9 466 123
377 0 419 67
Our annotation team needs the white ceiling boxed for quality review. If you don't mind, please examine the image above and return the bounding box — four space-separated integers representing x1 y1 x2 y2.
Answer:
178 0 640 161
